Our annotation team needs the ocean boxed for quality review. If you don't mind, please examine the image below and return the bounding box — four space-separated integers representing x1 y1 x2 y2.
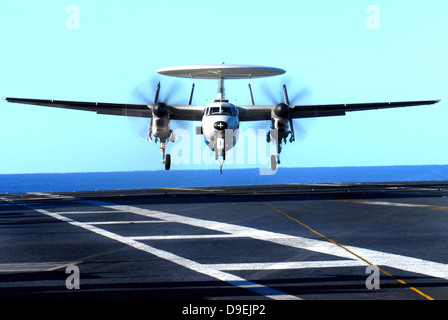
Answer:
0 165 447 194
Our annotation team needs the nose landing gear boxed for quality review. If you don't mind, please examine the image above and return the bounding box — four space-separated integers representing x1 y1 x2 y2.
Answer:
215 132 226 174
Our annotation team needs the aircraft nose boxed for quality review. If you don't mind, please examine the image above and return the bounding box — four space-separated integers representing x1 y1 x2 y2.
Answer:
213 121 228 130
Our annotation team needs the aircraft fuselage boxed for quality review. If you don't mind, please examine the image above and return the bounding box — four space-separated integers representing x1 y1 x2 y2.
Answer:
201 100 239 154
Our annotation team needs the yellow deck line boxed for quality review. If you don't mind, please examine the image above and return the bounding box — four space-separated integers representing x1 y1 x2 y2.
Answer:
264 201 435 300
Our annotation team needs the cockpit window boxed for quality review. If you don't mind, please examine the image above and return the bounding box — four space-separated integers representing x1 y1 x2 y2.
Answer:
208 106 234 115
221 106 232 115
210 107 221 115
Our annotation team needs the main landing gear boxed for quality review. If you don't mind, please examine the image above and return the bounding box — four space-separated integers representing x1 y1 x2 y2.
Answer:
266 129 282 171
149 130 175 171
160 141 171 170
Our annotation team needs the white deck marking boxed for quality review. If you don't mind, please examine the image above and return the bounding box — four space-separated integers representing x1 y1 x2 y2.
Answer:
25 192 76 200
31 205 299 300
84 200 448 281
56 210 117 214
130 234 241 241
0 262 80 273
361 201 434 208
338 199 448 210
205 260 367 271
87 220 168 225
28 199 448 299
88 202 356 260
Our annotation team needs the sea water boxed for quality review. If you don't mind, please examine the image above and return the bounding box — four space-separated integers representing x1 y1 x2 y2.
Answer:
0 165 447 194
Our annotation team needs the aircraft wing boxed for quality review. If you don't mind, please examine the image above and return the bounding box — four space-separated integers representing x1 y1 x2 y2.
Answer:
238 100 440 121
289 100 441 119
2 97 204 121
237 105 272 121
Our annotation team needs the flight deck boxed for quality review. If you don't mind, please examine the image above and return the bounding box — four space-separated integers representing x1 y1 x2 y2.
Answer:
1 182 448 303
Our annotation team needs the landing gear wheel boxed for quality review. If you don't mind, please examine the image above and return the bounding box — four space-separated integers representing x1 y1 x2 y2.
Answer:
165 154 171 170
270 155 277 171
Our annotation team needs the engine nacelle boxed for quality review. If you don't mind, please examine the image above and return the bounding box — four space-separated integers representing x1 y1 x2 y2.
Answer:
269 103 291 144
150 102 172 141
152 102 169 118
274 103 290 118
271 103 290 133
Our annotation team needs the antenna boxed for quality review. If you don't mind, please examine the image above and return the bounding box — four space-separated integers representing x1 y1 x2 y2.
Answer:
283 84 290 105
248 84 255 105
188 83 195 105
153 81 161 104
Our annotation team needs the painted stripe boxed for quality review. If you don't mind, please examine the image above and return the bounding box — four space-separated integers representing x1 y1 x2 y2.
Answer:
84 201 357 261
25 192 76 200
130 234 241 241
31 206 300 300
59 210 120 214
264 201 437 300
0 262 80 273
86 200 448 282
87 220 168 225
206 260 367 271
30 200 448 300
337 199 448 211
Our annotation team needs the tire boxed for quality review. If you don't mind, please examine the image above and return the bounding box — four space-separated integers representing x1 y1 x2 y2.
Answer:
270 155 277 171
165 154 171 170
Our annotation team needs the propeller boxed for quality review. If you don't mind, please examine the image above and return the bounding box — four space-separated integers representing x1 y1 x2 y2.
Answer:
258 76 313 143
126 76 190 141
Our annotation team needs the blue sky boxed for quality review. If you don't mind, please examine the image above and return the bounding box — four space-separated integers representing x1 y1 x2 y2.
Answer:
0 0 447 174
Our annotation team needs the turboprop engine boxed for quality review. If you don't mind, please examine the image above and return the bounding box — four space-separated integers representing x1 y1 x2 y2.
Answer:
265 85 297 168
145 83 177 171
272 103 291 139
150 102 172 141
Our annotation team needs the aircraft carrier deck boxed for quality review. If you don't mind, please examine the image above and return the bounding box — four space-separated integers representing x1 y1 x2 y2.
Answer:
1 182 448 311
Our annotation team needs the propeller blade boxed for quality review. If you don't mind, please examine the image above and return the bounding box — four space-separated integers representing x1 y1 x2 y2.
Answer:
288 87 311 105
259 81 281 104
126 77 159 141
163 81 182 104
126 76 187 141
257 76 313 143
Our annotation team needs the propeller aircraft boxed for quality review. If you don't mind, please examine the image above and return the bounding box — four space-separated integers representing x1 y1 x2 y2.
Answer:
3 63 440 174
